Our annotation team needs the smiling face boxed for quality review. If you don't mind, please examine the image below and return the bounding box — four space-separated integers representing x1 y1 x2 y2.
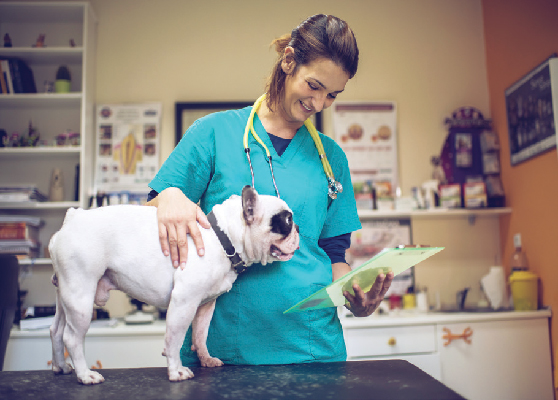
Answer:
280 50 350 124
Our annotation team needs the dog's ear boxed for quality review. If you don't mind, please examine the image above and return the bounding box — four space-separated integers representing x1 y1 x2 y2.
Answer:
242 185 260 225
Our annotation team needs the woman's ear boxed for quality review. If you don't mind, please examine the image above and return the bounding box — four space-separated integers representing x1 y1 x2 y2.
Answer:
281 46 296 75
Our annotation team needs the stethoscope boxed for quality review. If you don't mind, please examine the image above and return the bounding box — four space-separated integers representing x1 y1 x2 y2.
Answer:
243 94 343 200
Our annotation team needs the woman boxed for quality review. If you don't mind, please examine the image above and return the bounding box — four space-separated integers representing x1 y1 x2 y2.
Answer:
147 14 393 366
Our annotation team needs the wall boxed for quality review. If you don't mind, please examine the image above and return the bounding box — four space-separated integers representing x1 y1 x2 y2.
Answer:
481 0 558 389
18 0 500 318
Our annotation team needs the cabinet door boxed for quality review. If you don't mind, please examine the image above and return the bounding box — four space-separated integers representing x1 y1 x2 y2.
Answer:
438 318 553 400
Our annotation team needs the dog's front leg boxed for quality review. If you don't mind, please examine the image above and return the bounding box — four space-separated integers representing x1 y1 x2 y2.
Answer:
191 300 223 367
164 292 200 381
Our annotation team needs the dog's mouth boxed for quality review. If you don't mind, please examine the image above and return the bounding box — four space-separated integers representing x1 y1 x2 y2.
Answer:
270 244 295 261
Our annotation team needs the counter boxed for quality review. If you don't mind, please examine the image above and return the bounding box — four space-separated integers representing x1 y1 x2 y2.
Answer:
0 360 465 400
4 309 553 400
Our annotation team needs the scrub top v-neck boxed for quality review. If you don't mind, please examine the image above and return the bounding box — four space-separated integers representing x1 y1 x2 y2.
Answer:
149 106 361 365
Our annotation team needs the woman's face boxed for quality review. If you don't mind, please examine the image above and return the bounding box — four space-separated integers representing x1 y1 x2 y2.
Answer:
281 55 350 124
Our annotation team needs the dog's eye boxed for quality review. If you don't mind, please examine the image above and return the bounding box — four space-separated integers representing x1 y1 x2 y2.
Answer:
270 210 293 237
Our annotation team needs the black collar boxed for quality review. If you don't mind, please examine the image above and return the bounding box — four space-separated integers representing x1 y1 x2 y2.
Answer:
207 211 247 274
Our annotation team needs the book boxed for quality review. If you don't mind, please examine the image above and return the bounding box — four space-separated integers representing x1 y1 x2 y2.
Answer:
0 239 40 257
0 185 48 202
0 60 14 94
0 222 40 242
7 58 36 93
0 60 7 94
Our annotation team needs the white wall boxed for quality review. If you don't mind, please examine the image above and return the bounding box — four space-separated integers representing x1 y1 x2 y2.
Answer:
21 0 497 316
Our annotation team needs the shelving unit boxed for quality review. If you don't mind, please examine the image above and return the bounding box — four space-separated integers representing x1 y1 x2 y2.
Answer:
0 1 97 258
358 207 511 223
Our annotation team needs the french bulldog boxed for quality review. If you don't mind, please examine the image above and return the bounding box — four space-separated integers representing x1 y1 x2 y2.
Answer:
48 186 299 384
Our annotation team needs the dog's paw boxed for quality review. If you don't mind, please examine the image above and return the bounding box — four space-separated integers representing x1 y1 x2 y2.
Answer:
77 369 105 385
168 366 194 381
53 363 73 375
200 356 224 368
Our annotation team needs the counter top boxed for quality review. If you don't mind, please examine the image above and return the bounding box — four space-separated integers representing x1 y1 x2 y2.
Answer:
341 308 551 329
0 360 465 400
10 309 551 337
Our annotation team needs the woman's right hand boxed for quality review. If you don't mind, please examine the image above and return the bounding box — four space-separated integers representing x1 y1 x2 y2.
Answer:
146 187 210 269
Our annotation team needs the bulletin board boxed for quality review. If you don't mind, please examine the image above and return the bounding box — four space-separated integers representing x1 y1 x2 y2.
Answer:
505 54 557 165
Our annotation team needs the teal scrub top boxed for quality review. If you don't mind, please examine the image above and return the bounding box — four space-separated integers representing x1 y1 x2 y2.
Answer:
149 106 361 365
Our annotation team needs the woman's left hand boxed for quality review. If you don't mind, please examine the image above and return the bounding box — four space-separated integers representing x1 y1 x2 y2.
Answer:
343 271 394 317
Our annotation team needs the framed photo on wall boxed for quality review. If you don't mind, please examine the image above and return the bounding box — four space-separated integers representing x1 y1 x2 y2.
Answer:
505 54 557 165
175 101 323 145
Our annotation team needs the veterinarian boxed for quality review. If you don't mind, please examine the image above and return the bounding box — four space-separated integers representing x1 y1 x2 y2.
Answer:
147 14 394 366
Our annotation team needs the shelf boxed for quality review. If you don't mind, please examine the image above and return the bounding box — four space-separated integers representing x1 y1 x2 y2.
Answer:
358 207 512 220
0 147 81 156
18 258 51 266
0 93 82 108
0 47 83 64
0 201 79 210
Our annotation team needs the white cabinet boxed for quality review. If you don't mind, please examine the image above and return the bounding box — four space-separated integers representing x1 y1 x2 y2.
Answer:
5 321 167 371
341 310 554 400
0 1 97 257
439 318 554 400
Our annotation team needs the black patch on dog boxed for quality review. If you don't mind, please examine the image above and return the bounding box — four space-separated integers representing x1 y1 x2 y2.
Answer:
270 210 293 237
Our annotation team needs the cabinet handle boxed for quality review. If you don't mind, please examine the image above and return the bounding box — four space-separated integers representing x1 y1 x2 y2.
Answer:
442 327 473 346
387 337 397 346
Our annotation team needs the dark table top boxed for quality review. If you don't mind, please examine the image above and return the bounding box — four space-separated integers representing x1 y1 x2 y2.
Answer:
0 360 465 400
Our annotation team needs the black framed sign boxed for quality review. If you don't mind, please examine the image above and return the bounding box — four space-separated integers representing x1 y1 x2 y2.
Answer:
175 101 324 145
505 54 557 166
175 102 252 145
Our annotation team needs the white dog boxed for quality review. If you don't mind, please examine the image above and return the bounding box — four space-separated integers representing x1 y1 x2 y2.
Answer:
48 186 299 384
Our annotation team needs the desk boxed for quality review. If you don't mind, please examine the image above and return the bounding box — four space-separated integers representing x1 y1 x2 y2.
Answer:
0 360 464 400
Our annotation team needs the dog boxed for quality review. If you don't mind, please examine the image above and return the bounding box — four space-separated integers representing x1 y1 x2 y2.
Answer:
48 186 299 384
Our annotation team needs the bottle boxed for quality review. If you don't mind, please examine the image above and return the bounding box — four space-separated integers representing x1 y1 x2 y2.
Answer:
510 233 529 272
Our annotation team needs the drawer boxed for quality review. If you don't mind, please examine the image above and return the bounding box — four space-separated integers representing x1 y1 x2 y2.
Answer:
344 325 436 358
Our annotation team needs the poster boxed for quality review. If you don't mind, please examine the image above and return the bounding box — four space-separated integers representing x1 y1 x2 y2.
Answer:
505 55 557 165
332 102 398 191
95 103 162 199
347 219 413 297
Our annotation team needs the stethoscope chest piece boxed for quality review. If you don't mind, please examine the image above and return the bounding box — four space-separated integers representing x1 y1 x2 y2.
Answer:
328 178 343 199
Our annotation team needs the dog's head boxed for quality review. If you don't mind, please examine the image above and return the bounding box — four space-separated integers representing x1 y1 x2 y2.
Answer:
240 186 299 266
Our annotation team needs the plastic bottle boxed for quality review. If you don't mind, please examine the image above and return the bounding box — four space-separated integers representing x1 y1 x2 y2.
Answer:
510 233 529 272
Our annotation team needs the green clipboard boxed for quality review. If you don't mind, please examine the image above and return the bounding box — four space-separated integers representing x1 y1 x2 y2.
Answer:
284 246 444 313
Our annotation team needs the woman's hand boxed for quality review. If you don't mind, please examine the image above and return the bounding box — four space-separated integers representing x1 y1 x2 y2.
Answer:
343 271 394 317
145 187 210 269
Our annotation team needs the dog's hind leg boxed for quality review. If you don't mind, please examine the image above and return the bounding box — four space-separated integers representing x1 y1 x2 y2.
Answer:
50 288 73 375
191 300 223 368
59 285 104 385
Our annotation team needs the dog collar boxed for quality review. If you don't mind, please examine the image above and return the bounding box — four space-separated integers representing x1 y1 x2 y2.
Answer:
207 211 247 274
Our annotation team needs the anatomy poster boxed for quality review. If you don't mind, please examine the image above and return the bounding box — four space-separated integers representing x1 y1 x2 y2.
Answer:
332 102 398 191
95 103 162 194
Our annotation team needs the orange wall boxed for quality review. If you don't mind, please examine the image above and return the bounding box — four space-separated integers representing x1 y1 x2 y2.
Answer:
482 0 558 386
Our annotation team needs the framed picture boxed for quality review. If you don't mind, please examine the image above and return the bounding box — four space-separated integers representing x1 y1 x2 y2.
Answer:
175 101 324 145
505 54 557 165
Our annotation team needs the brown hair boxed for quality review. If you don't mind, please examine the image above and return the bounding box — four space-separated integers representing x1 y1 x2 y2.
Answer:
266 14 359 111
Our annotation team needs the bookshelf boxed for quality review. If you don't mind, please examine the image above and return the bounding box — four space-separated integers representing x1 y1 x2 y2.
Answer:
0 1 97 258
